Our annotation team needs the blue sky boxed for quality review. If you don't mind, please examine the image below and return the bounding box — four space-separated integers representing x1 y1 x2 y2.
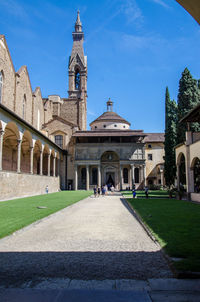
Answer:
0 0 200 132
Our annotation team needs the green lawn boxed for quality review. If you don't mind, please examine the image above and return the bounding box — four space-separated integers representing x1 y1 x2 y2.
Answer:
0 191 92 239
122 190 174 198
124 197 200 273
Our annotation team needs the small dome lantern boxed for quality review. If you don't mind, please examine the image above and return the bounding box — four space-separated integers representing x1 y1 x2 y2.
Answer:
107 98 113 112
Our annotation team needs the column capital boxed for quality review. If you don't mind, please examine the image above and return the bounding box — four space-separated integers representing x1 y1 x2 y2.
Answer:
0 130 4 136
17 139 22 144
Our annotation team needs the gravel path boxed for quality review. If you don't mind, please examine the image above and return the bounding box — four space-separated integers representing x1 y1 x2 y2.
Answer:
0 194 172 286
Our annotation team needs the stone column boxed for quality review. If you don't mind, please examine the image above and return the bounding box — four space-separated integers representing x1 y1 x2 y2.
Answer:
74 164 78 191
47 154 51 176
53 156 56 177
86 165 89 191
17 139 22 173
160 169 164 187
120 165 123 190
0 130 4 171
40 151 43 176
143 164 147 187
98 165 101 188
57 158 60 177
30 146 33 174
131 164 135 187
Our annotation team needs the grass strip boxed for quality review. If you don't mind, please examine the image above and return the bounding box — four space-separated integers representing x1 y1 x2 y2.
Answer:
0 191 92 239
125 197 200 272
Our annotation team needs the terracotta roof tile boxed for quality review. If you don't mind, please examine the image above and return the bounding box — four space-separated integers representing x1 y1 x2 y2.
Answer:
90 111 131 126
143 133 165 143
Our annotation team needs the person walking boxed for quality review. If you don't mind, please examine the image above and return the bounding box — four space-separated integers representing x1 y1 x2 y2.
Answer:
45 185 49 194
102 185 105 196
93 186 97 198
97 187 101 197
132 188 137 198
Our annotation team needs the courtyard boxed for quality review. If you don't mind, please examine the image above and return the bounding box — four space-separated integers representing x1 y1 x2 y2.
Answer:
0 191 173 287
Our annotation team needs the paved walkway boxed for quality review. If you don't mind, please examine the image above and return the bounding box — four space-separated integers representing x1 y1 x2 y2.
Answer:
0 193 172 287
1 279 200 301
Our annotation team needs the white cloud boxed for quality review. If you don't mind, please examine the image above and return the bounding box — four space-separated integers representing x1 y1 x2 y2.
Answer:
121 0 144 24
120 32 169 52
0 0 29 20
151 0 170 9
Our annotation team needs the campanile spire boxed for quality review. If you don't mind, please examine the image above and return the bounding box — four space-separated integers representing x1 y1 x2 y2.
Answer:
75 10 82 32
68 11 87 130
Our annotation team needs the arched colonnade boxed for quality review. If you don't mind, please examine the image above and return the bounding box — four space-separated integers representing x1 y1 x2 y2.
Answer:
0 120 60 177
177 152 200 193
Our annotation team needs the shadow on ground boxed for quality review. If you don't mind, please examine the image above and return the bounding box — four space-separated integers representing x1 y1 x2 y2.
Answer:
0 250 172 287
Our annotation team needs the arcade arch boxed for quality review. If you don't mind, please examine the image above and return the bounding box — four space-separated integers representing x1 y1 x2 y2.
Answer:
2 122 20 172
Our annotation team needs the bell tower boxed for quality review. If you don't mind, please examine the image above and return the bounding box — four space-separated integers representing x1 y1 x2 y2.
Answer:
68 11 87 130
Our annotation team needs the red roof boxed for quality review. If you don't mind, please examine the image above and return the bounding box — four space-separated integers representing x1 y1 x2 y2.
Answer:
90 111 131 126
143 133 165 143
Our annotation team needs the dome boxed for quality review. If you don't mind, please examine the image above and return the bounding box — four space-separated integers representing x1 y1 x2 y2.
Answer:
90 99 131 130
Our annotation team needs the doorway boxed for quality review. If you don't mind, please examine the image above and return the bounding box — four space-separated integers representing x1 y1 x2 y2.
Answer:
106 172 115 187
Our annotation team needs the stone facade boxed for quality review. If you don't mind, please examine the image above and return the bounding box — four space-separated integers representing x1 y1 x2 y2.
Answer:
0 12 166 199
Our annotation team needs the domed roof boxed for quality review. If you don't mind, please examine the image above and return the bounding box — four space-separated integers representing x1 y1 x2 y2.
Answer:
90 99 130 126
90 111 130 126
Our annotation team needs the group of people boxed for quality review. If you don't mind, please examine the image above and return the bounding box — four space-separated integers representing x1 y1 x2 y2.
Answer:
93 184 115 197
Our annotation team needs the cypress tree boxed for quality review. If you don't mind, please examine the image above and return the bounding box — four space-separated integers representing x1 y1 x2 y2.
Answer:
164 87 177 186
177 68 200 144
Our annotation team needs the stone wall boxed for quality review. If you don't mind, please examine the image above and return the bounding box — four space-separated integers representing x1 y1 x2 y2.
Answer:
145 142 164 179
0 171 60 201
61 99 78 126
0 36 15 111
32 87 45 130
15 67 33 124
42 119 73 149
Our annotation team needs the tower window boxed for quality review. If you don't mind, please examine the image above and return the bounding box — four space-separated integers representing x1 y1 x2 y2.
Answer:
104 125 106 128
75 69 80 90
148 154 153 161
95 126 97 129
148 144 152 148
55 135 63 148
114 124 117 127
0 71 3 103
123 126 126 128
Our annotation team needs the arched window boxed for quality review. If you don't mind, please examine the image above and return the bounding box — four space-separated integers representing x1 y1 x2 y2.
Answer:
134 168 139 183
92 168 97 185
22 95 26 119
75 69 80 90
55 135 63 148
123 168 128 184
0 71 3 103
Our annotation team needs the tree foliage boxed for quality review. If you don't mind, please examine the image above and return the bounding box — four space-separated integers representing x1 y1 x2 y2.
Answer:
177 68 200 144
164 87 177 186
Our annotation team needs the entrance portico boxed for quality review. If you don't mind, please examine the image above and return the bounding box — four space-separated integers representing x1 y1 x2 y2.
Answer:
74 160 146 191
73 100 147 191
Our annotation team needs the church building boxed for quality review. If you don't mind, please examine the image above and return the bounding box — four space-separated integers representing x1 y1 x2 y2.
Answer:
0 12 165 200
